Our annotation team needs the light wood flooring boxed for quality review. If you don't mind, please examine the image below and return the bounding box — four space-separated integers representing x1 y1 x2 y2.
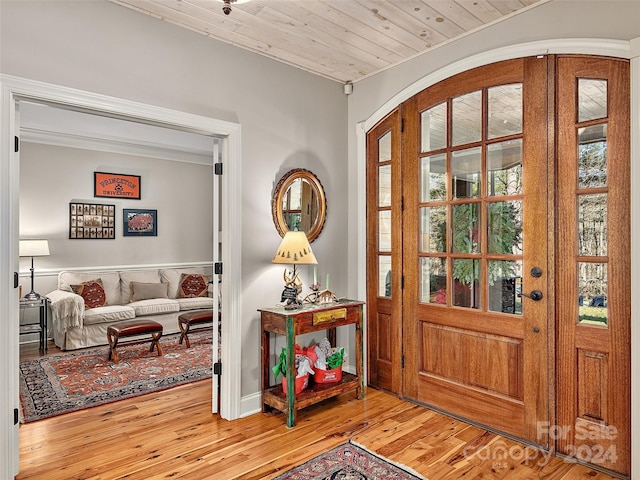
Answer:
17 342 620 479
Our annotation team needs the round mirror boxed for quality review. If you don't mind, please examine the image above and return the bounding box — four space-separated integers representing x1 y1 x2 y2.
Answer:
272 169 326 242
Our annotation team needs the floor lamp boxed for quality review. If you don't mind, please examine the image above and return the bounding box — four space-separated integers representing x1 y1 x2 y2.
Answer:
19 239 50 300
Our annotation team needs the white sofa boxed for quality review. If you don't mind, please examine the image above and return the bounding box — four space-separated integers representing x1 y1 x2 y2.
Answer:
47 267 214 350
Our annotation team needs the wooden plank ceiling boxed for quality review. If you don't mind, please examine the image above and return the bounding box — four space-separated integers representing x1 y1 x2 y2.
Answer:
107 0 549 84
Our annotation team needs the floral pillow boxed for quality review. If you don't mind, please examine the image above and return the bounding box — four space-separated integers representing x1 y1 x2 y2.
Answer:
177 273 211 298
71 278 107 309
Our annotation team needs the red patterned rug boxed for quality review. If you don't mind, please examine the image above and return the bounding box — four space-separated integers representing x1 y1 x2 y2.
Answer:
19 329 212 423
274 441 427 479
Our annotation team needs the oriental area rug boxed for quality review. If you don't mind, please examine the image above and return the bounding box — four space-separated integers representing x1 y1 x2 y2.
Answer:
19 330 212 423
274 441 427 480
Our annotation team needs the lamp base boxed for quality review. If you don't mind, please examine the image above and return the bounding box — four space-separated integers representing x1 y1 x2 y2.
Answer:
23 291 42 301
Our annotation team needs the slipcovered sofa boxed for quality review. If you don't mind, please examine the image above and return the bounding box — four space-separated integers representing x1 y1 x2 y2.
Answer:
47 267 214 350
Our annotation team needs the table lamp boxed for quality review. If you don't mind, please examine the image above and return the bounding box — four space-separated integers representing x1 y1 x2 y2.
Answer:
19 239 50 300
272 231 317 309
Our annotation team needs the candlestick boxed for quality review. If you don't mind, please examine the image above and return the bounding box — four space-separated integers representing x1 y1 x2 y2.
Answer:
314 266 317 285
326 274 330 290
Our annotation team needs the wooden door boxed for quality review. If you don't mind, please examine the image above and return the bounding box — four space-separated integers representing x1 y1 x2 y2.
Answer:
366 108 403 393
402 58 550 443
555 56 630 476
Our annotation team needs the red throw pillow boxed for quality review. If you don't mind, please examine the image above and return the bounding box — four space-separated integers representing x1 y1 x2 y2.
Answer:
178 273 210 298
71 279 107 309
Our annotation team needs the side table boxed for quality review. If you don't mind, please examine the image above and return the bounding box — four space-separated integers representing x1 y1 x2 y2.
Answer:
259 299 365 427
19 296 49 351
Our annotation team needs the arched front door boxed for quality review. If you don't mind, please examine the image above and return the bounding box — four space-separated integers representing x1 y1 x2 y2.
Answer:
366 55 630 476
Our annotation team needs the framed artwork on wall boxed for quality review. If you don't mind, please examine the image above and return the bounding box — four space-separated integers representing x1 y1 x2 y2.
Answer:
69 202 116 239
123 208 157 236
94 172 141 200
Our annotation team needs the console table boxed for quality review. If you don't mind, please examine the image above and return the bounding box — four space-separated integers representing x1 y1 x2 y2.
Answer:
19 296 49 351
259 299 365 427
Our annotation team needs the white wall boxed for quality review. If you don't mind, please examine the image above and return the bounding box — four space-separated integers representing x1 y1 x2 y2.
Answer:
0 0 349 401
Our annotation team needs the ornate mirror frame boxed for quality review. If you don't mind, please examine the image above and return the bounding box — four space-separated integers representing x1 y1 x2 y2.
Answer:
272 168 327 242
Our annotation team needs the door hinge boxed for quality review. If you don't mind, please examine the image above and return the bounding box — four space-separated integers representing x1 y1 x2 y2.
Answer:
401 196 405 211
14 272 19 288
400 117 405 133
401 355 405 369
14 408 19 425
401 275 405 290
214 262 223 275
214 163 223 175
213 361 222 375
14 136 19 153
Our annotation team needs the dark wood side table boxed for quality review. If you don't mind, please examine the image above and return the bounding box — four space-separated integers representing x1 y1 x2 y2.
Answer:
19 296 49 351
259 299 365 427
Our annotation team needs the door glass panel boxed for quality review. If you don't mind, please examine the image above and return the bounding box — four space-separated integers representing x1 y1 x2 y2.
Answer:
452 148 481 199
488 139 523 195
378 131 391 161
488 83 523 139
420 206 446 252
421 102 446 152
379 164 391 207
421 154 446 201
578 262 608 326
379 210 391 252
379 255 392 297
578 194 607 257
488 200 523 255
578 78 607 122
452 91 482 146
452 259 481 309
452 203 480 253
420 257 447 304
488 260 522 314
578 124 607 188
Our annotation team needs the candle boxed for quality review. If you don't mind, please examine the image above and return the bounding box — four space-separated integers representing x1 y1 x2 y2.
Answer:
326 274 330 290
314 266 317 285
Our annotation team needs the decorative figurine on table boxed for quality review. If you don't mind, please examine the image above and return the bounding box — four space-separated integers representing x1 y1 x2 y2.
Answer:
281 268 303 309
302 273 336 304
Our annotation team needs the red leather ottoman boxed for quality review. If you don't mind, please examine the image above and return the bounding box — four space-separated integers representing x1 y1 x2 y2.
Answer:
178 309 213 348
106 319 163 364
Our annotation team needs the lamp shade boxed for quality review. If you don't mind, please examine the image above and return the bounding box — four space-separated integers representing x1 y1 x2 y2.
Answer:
272 231 317 265
19 239 50 257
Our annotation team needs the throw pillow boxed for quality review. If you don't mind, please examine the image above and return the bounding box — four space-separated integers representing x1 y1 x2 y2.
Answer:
178 273 211 298
130 282 169 302
71 278 106 309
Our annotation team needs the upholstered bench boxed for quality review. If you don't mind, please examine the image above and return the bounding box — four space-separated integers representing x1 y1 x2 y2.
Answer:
107 319 163 364
178 309 213 348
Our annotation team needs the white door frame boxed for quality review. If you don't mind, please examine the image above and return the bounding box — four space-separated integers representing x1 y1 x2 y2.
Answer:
356 38 638 479
0 74 243 478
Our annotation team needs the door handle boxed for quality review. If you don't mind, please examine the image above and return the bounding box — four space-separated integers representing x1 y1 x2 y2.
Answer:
521 290 543 301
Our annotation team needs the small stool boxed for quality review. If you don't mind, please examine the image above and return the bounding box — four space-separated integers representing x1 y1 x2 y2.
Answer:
107 320 163 364
178 310 213 348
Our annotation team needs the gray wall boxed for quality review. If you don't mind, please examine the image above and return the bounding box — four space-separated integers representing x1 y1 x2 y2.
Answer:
1 0 348 398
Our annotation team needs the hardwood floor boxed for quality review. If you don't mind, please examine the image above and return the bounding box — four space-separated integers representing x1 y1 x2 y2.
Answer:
17 344 620 480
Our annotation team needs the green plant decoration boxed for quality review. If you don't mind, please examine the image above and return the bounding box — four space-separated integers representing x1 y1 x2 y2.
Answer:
272 349 288 378
325 348 344 370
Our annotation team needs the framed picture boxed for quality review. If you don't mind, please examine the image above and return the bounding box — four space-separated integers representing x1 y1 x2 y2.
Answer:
69 202 115 239
123 208 157 236
94 172 141 200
